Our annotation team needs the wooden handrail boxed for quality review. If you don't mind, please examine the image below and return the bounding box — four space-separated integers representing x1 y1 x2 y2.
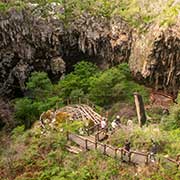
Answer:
95 127 108 141
165 157 180 166
87 124 100 136
67 132 180 167
131 150 148 156
106 144 116 151
176 154 180 162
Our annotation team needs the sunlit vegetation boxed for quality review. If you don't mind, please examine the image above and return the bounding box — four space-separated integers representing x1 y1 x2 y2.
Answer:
12 62 148 129
1 0 180 29
1 1 180 179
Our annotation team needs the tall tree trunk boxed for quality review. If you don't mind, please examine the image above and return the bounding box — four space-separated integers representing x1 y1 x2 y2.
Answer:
133 92 146 127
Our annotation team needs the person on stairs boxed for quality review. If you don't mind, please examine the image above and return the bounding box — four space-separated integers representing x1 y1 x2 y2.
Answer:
123 139 131 156
100 118 107 132
111 115 121 132
149 139 158 163
115 115 121 126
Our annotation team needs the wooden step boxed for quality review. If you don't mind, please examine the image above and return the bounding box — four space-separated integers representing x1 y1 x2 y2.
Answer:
66 145 83 154
87 135 96 142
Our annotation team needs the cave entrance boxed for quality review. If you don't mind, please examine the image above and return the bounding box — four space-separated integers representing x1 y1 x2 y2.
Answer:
63 52 97 74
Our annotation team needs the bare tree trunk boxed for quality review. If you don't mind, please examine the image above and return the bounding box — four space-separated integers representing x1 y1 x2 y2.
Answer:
133 92 146 127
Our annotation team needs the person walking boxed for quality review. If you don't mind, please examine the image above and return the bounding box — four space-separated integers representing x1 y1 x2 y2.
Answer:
111 115 121 132
149 139 158 163
123 139 131 156
124 139 131 152
115 115 121 126
100 117 107 130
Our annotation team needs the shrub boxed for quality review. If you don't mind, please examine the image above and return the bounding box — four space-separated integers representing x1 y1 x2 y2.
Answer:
11 125 25 138
26 72 53 101
14 98 39 129
162 92 180 130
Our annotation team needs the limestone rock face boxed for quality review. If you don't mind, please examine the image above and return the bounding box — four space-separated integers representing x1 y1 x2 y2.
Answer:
0 9 132 98
69 15 132 68
0 9 65 97
130 22 180 97
0 99 13 129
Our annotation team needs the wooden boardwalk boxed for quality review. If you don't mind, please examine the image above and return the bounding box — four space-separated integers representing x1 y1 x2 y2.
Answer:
67 132 180 168
67 132 148 165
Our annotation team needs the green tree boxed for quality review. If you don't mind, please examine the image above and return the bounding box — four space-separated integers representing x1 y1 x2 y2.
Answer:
14 98 39 129
88 63 148 106
26 72 53 101
58 61 98 100
14 72 61 129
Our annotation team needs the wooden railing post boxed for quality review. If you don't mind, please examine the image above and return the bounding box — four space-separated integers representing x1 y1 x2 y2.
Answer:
85 139 88 151
86 99 89 105
146 154 149 165
121 149 123 160
97 124 100 131
115 148 118 158
79 97 81 104
104 144 106 155
67 98 70 105
158 156 161 165
95 141 97 150
106 111 109 130
56 102 58 110
95 132 99 142
129 152 132 163
66 131 69 140
176 155 180 162
97 132 99 141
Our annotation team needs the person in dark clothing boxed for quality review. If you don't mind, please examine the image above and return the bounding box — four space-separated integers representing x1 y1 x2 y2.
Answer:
124 139 131 151
122 139 131 161
123 139 131 156
149 139 158 162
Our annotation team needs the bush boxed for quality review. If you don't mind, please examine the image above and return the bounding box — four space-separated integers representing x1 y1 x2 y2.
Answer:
162 92 180 130
14 98 39 129
58 62 148 107
26 72 53 101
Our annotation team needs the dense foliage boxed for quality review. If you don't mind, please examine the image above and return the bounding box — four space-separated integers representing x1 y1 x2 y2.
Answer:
88 63 148 106
14 72 62 129
1 0 179 29
58 61 99 100
58 62 148 107
13 61 148 129
1 122 180 180
162 93 180 130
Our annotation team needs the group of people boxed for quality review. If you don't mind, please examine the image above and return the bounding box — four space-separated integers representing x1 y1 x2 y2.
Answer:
111 115 121 130
122 139 158 163
100 115 121 132
99 115 159 162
